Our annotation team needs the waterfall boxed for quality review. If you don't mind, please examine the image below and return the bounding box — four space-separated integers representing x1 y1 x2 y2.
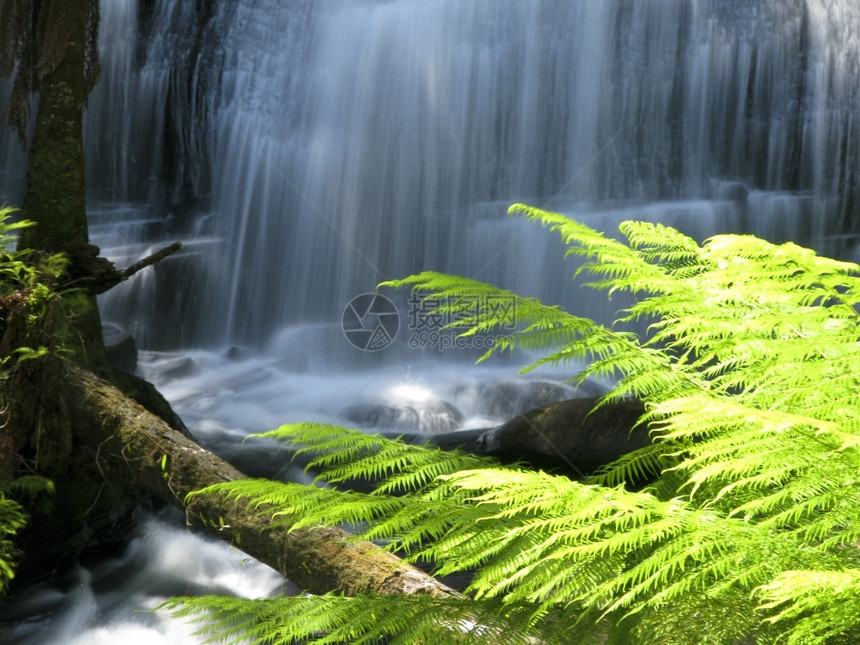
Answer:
4 0 858 351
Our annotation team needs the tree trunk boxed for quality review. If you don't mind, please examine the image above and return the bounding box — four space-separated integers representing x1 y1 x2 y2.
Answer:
18 0 110 372
0 0 182 586
20 0 88 256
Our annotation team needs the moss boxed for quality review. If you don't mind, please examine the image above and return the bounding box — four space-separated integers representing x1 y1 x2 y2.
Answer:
21 79 88 255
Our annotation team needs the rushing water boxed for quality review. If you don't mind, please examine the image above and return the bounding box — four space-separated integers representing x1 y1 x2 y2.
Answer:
76 0 860 350
2 0 860 641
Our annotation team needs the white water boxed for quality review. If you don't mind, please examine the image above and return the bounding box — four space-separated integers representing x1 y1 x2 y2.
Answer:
0 504 291 644
2 0 860 641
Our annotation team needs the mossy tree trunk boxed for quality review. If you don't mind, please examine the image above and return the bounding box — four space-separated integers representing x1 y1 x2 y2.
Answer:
0 0 162 585
18 0 108 372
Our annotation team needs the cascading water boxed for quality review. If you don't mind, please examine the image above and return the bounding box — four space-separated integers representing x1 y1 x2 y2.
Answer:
2 1 860 642
73 0 860 351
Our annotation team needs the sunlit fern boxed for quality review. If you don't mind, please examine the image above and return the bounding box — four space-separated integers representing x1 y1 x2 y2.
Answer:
166 205 860 644
160 593 611 645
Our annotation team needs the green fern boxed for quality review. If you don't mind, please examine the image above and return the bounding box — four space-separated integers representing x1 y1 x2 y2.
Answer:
167 206 860 644
257 422 497 495
160 593 609 645
757 570 860 644
0 493 27 591
0 207 62 595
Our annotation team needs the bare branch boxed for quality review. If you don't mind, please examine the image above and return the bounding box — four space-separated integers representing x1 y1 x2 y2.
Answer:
91 241 182 295
118 241 182 281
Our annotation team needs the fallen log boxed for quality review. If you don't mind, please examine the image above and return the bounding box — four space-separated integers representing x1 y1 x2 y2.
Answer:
63 364 459 598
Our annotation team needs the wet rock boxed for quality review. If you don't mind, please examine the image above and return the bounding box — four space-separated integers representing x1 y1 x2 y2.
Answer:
103 324 138 373
345 400 463 434
152 356 200 381
458 379 606 421
388 428 486 455
224 345 250 362
105 335 138 374
477 396 650 477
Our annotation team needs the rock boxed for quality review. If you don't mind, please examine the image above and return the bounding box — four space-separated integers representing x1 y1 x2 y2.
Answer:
714 180 750 204
224 346 249 361
386 428 486 455
102 324 138 373
152 356 200 381
380 396 650 481
345 400 463 434
105 335 138 373
469 379 604 419
477 396 649 477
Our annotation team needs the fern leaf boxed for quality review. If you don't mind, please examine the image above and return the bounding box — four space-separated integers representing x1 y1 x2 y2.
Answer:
756 569 860 644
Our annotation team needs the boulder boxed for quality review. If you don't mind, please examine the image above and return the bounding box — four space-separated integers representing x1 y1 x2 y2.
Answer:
151 356 200 381
477 396 649 476
469 379 604 420
346 400 463 434
103 325 138 374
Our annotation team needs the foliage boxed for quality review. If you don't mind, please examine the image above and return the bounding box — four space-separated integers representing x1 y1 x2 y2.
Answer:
160 592 602 645
167 205 860 643
0 206 68 370
0 206 67 593
0 493 27 592
0 476 52 594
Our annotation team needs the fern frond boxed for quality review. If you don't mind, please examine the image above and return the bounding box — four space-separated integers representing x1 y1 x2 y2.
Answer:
252 423 495 494
161 593 599 645
587 442 676 488
381 270 600 365
187 478 408 532
174 207 860 643
421 467 801 619
756 569 860 645
190 432 511 558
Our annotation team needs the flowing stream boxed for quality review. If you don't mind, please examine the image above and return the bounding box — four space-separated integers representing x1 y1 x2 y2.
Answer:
1 0 860 641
